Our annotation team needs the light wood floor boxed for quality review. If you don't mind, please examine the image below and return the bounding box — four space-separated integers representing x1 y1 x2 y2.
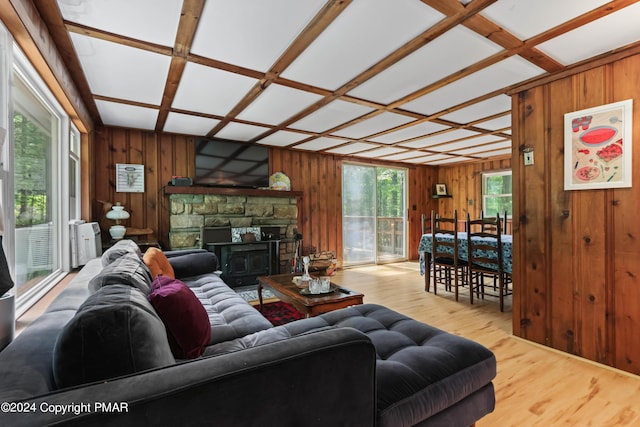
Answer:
18 262 640 425
332 262 640 427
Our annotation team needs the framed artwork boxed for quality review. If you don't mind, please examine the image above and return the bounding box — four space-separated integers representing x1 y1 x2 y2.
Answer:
564 99 632 190
116 163 145 193
435 183 447 196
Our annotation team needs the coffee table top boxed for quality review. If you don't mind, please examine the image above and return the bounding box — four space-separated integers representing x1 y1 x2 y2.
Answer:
257 274 364 309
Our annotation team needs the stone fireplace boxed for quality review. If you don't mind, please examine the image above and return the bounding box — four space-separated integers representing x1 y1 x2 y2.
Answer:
167 190 300 275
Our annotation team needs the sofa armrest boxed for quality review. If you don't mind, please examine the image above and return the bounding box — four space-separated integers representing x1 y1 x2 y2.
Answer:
2 327 376 427
164 250 219 279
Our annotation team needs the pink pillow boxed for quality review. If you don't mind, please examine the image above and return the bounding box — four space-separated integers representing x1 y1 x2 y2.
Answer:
148 275 211 359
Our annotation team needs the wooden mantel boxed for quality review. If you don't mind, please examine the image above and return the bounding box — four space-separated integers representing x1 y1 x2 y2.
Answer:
163 186 303 199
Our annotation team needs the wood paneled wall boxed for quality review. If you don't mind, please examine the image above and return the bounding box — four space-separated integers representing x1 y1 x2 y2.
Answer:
433 157 512 222
512 53 640 375
92 127 194 248
267 150 437 263
91 128 437 262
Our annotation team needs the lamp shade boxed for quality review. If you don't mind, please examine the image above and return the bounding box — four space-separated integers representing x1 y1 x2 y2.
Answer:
106 203 130 240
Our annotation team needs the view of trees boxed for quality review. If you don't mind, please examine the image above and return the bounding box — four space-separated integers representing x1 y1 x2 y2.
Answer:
13 111 50 227
483 173 512 217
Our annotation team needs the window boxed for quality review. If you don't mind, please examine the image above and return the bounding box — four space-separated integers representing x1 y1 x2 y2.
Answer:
482 171 512 217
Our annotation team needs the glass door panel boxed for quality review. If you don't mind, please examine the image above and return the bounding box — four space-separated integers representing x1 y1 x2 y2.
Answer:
376 167 406 261
342 165 376 265
342 164 406 266
12 72 59 298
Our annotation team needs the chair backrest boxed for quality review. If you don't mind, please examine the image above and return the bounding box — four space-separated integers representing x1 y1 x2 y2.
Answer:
467 212 503 273
480 210 507 234
431 210 459 263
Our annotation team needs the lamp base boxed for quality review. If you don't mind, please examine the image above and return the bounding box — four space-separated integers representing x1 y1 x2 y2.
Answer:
109 225 126 240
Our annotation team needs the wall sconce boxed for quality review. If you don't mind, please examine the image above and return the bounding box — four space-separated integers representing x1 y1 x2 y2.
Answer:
105 202 129 240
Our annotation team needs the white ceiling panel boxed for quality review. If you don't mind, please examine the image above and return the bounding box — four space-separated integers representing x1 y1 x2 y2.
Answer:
406 154 452 164
403 56 545 115
294 137 346 151
281 0 444 89
537 3 640 65
481 0 611 40
95 100 158 130
475 115 512 131
399 129 479 149
431 136 508 152
331 112 415 139
191 0 326 72
70 33 170 105
355 147 408 158
439 95 511 124
327 142 379 155
428 156 475 165
163 112 220 135
348 26 502 104
172 62 258 116
214 122 270 141
451 140 511 155
58 0 182 47
236 84 323 125
289 100 374 133
478 148 511 157
369 121 450 144
382 151 430 161
257 130 308 147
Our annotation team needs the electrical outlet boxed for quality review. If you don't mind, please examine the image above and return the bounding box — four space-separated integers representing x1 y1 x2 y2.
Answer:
524 151 534 166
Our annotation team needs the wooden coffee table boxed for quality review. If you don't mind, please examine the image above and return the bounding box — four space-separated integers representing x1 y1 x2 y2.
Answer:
257 274 364 318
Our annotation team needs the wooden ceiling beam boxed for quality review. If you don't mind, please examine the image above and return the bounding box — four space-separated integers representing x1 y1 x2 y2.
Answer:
155 0 205 132
207 0 352 137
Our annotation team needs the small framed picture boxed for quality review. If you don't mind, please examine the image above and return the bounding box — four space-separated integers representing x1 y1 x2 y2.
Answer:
435 183 447 196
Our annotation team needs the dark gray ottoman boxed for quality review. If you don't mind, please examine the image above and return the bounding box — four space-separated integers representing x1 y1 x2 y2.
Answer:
206 303 496 427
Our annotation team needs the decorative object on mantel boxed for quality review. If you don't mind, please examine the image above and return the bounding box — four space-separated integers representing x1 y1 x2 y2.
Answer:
269 172 291 191
435 183 448 196
105 202 130 240
564 99 632 190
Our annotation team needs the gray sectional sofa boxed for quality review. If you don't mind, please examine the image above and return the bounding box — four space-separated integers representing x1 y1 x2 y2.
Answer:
0 240 496 426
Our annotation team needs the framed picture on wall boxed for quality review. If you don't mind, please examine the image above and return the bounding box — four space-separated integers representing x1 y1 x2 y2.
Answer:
564 99 633 190
435 183 448 196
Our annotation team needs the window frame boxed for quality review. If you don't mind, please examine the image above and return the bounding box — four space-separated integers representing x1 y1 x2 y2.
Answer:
482 170 512 218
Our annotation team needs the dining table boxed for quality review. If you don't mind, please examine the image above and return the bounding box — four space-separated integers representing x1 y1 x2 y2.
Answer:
419 232 513 275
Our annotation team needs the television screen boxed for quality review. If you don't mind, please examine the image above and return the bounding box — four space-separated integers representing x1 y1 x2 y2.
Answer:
194 139 270 188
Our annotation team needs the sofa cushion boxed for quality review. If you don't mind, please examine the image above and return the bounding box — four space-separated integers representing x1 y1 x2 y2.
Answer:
88 252 152 295
101 239 142 266
168 251 218 279
183 273 273 345
143 247 175 279
52 284 175 389
148 275 211 359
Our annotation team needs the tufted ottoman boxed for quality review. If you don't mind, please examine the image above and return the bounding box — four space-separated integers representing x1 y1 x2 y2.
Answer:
206 303 496 427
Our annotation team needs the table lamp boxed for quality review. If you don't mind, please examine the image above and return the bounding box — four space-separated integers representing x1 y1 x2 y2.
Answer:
105 202 130 240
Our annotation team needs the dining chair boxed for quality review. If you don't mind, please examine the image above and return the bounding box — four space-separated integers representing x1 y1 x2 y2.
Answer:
480 210 507 234
430 210 466 301
466 212 512 311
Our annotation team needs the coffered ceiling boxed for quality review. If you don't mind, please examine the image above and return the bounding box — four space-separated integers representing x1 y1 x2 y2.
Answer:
36 0 640 166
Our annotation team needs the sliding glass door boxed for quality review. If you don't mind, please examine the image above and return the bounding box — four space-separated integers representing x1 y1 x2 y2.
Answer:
342 163 406 266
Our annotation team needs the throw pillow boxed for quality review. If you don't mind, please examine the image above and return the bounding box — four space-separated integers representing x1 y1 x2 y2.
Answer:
101 239 142 266
52 284 175 389
88 252 152 295
143 247 175 279
168 251 219 279
148 275 211 359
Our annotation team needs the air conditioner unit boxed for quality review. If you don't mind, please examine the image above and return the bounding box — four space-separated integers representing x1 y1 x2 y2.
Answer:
70 221 101 267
